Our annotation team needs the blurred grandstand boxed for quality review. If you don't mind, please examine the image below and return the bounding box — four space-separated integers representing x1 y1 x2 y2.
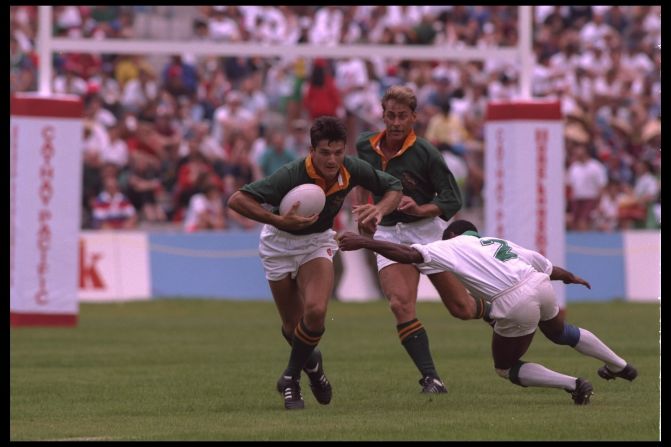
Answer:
10 5 660 232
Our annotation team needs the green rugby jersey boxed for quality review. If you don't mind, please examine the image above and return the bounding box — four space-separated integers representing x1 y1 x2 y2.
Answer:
240 155 402 235
356 129 462 226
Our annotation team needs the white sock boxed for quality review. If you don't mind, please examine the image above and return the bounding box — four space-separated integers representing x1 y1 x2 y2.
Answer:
517 362 577 390
574 328 627 371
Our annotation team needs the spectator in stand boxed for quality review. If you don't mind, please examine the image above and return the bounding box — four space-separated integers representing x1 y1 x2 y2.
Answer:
592 179 626 232
221 131 260 230
82 118 111 168
183 182 227 232
62 50 103 81
181 122 228 178
126 151 166 224
639 119 661 168
121 64 159 114
212 90 258 149
207 6 242 42
378 64 404 97
424 97 468 157
84 93 117 129
88 62 122 115
260 6 296 45
10 35 36 93
418 65 455 119
161 55 199 98
618 160 659 229
221 131 261 189
92 174 137 229
53 61 89 96
566 144 608 231
302 58 342 121
579 7 615 48
223 56 253 90
309 6 343 46
259 127 298 177
284 118 311 158
173 145 219 223
114 55 144 91
406 10 438 45
102 123 129 169
151 106 182 160
239 71 269 133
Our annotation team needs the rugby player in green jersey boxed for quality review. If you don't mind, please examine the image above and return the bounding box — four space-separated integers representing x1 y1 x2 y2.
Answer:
354 85 475 394
228 116 403 410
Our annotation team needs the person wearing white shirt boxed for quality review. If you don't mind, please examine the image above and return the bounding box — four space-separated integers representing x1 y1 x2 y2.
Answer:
211 90 257 145
208 7 242 42
258 6 289 45
337 219 637 405
183 183 226 232
121 67 158 114
102 124 129 169
53 70 88 96
592 179 625 231
567 145 608 230
632 160 659 204
309 6 343 46
579 9 615 46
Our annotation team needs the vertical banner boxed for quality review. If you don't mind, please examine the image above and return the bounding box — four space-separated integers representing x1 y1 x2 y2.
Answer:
10 93 83 326
484 101 566 306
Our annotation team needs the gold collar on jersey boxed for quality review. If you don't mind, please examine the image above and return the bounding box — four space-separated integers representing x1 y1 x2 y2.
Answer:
305 155 351 196
368 129 417 170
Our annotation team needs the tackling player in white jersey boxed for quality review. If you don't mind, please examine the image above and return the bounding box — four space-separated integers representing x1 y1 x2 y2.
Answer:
336 219 637 405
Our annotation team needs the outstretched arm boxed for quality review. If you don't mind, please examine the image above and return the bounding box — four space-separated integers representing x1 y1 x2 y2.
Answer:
550 266 591 289
336 231 424 264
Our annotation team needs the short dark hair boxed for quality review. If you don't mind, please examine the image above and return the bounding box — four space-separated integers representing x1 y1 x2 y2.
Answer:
310 116 347 148
443 219 478 239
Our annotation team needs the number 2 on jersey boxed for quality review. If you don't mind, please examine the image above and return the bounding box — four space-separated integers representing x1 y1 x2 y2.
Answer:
480 238 518 262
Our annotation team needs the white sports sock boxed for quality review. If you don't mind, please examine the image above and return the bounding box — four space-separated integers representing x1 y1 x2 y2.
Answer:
517 362 577 390
574 328 627 371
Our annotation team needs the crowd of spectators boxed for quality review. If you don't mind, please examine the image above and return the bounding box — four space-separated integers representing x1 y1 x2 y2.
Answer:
10 5 660 232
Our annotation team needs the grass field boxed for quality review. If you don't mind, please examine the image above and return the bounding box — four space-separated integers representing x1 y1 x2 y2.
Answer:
10 300 659 441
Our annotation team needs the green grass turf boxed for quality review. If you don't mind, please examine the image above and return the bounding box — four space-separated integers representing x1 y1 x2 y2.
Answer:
10 300 659 441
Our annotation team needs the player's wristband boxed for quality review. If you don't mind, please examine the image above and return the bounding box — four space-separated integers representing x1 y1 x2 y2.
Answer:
474 297 493 322
482 300 493 323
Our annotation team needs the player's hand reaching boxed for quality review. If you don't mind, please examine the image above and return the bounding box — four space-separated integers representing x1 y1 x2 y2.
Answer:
357 219 376 237
352 204 382 233
396 195 423 216
335 231 368 251
564 274 591 289
278 201 319 231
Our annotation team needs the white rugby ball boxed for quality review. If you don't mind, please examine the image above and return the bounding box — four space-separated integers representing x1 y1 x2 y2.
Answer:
279 184 326 217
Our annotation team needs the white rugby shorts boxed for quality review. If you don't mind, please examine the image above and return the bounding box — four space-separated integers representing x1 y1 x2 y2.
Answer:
374 216 447 272
489 271 559 337
259 224 338 281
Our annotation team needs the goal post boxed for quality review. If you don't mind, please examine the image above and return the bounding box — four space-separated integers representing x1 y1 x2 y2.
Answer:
37 6 534 98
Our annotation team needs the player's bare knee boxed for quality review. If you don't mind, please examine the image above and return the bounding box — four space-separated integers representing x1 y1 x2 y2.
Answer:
444 300 472 320
388 297 414 319
303 305 327 328
495 368 510 379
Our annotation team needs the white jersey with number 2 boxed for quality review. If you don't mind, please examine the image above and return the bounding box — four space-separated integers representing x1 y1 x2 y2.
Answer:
411 231 553 302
